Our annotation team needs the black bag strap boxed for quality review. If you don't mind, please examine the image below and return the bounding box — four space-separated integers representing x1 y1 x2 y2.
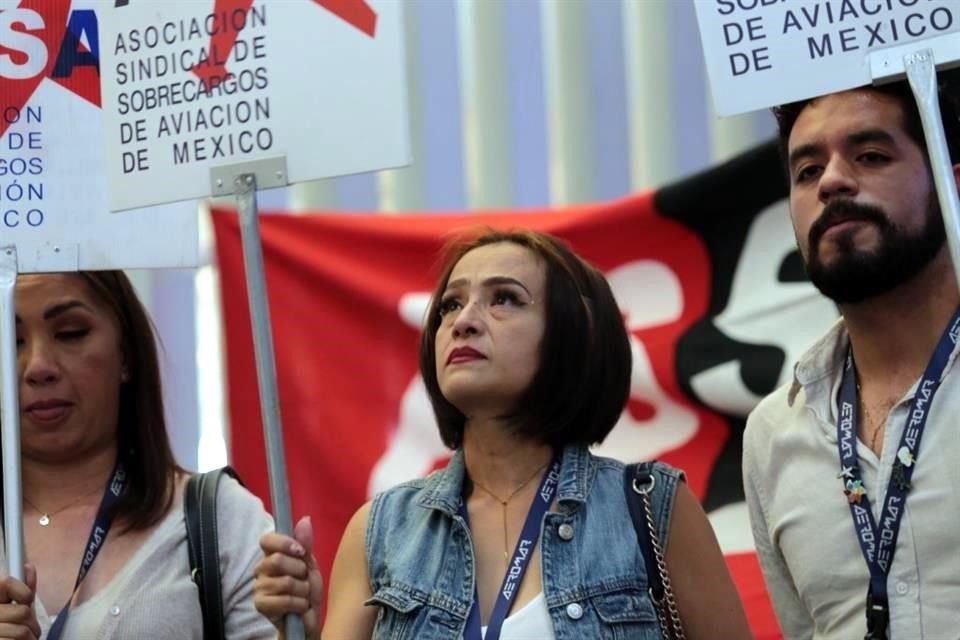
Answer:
184 466 242 640
624 461 664 603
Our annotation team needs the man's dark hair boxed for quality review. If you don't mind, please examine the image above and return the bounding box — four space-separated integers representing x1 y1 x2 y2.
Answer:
419 229 632 450
772 68 960 172
79 270 182 532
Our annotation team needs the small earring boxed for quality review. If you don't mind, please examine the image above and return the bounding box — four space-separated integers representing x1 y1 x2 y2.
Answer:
120 366 129 383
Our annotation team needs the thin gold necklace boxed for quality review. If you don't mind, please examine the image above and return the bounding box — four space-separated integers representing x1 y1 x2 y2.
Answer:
22 497 75 527
858 383 888 454
469 461 550 561
23 485 104 527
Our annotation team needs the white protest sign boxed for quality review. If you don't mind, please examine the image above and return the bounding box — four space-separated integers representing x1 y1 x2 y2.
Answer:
98 0 410 211
693 0 960 116
0 0 197 272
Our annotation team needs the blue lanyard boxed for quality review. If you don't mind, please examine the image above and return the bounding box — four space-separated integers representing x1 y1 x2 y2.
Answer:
836 308 960 640
45 463 127 640
459 457 560 640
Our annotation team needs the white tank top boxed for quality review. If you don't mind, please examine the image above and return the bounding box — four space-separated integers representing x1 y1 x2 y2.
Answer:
481 592 556 639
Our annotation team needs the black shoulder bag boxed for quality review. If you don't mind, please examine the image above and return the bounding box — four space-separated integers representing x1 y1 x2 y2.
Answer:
624 461 686 640
184 466 241 640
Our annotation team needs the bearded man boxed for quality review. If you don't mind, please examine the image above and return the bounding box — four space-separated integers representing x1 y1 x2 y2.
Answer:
743 72 960 640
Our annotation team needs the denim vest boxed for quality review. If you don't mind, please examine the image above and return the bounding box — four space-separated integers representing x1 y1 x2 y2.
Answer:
364 445 683 639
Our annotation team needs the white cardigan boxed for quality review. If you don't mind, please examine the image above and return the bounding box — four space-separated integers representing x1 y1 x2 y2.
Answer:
13 475 276 639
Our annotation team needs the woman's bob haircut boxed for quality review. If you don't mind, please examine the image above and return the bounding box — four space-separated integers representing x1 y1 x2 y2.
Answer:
419 229 632 450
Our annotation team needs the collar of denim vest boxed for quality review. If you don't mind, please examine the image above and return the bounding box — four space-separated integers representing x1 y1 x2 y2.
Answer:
416 444 592 517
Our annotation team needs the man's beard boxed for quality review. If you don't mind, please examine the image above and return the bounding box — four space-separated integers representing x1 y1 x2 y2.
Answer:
803 194 946 304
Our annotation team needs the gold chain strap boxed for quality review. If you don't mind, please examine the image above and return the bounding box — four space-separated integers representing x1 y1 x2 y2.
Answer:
634 475 686 640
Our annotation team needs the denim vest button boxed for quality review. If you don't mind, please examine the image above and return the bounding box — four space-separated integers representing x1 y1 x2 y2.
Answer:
558 523 574 540
565 602 583 620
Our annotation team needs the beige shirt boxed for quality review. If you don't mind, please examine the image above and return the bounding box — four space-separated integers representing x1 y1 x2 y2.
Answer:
744 319 960 640
4 475 276 639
